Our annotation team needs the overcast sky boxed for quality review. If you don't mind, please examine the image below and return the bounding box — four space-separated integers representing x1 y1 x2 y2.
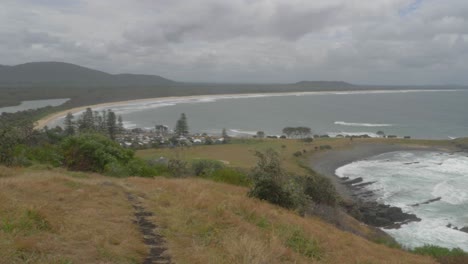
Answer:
1 0 468 85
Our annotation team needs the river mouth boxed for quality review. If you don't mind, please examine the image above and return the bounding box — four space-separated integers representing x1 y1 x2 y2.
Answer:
336 151 468 250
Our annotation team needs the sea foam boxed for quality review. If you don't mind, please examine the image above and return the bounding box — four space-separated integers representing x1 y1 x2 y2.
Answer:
334 121 394 127
336 151 468 250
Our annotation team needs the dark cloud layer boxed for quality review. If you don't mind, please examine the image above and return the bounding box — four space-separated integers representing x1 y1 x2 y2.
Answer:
1 0 468 84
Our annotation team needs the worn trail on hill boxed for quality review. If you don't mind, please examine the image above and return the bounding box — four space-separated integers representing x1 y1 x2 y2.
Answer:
126 192 171 264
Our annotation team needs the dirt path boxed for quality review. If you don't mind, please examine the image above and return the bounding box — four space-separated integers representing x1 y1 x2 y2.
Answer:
126 192 171 264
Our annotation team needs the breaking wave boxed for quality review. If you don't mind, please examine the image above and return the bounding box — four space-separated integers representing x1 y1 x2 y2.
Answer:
334 121 394 127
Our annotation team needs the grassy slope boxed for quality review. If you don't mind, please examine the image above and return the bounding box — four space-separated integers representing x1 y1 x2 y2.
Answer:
0 167 146 264
2 137 453 263
0 166 436 264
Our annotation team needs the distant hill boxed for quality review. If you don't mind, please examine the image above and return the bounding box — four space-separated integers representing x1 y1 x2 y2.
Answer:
293 81 355 89
0 62 175 87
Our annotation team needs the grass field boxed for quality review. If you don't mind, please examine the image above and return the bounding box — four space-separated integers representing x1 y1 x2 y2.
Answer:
136 137 455 175
0 166 437 264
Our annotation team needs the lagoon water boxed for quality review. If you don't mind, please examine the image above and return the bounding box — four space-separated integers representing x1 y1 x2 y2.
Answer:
85 89 468 139
0 98 69 114
336 151 468 251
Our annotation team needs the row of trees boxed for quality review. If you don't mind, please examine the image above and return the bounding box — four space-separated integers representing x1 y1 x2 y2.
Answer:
282 127 312 138
64 108 124 140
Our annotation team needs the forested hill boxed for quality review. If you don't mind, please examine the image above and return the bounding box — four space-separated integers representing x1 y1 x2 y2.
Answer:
0 62 175 87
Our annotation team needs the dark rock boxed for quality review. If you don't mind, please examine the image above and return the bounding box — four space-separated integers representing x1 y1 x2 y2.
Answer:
357 201 421 229
354 181 377 188
343 177 363 185
411 197 442 207
460 226 468 233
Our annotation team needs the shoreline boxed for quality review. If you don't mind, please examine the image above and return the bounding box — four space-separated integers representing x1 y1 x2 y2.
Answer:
308 142 455 229
309 142 452 202
34 88 462 130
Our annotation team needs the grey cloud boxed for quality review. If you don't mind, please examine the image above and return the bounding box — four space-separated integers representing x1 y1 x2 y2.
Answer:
1 0 468 84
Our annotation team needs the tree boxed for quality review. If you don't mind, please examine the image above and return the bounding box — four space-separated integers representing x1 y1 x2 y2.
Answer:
256 131 265 138
282 127 294 138
118 115 125 134
99 110 108 134
64 112 75 136
174 113 189 137
106 110 118 140
78 108 95 133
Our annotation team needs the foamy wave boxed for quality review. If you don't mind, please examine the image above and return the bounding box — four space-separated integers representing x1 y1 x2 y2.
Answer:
336 151 468 250
334 121 393 127
432 181 468 205
229 129 258 136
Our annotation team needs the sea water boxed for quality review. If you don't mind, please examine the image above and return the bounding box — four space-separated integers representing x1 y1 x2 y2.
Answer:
0 98 69 113
336 151 468 250
49 89 468 139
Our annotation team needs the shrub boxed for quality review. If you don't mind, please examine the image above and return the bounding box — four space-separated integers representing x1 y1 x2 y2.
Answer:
302 175 338 206
191 159 225 176
412 245 467 258
209 168 250 186
249 179 296 209
103 161 129 177
61 134 134 172
127 158 159 177
293 151 302 157
319 145 332 150
248 149 297 209
168 158 189 177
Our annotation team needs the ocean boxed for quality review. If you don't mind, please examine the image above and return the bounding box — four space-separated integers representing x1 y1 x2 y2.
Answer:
336 151 468 250
77 89 468 139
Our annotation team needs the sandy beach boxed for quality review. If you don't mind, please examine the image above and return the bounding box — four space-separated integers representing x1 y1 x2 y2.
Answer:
34 93 264 129
34 92 308 129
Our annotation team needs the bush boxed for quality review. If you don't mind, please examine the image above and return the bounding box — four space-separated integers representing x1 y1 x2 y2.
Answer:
168 158 189 177
412 245 467 258
127 158 159 177
104 161 129 177
302 175 338 206
248 149 302 210
249 179 296 209
319 145 332 150
209 168 250 186
293 151 302 157
61 134 134 172
191 159 225 176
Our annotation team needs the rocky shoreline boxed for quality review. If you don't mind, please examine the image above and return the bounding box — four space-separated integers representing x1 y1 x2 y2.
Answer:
309 142 454 230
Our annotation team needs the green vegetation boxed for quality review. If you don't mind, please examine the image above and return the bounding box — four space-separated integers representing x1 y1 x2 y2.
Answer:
174 113 189 137
282 126 312 138
1 209 51 235
248 149 338 213
412 245 468 264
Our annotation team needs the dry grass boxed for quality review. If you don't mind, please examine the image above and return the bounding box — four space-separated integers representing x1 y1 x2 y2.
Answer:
0 139 445 264
124 177 437 264
0 167 146 264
